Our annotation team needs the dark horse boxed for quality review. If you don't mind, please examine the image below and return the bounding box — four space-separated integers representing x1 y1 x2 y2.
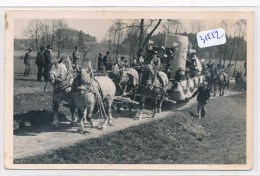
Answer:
112 64 139 112
138 65 169 119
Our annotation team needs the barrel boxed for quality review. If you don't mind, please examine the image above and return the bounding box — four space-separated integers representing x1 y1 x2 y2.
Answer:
164 35 189 77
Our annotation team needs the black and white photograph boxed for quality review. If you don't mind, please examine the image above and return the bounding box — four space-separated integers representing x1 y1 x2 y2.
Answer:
4 10 253 170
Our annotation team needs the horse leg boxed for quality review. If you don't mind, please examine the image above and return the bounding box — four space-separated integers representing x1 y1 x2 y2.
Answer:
219 83 222 96
117 103 121 113
152 96 158 118
158 94 164 113
87 104 95 128
70 104 77 125
213 80 216 96
107 97 114 126
52 100 60 128
122 84 128 96
77 108 85 133
222 85 225 96
138 96 145 120
209 81 213 92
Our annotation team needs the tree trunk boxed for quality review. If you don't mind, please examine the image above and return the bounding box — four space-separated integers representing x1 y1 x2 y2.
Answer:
233 33 241 75
223 43 227 65
137 19 144 57
228 35 236 71
140 19 162 54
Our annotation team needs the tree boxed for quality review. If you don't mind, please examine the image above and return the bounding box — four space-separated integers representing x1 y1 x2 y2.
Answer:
162 19 182 34
137 19 162 57
78 30 86 52
25 19 43 51
233 20 247 74
220 20 229 64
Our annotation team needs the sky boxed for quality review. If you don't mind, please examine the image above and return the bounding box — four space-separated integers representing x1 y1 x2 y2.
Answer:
14 19 243 42
14 19 113 42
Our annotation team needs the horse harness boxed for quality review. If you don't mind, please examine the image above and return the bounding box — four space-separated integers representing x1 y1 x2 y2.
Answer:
49 66 76 90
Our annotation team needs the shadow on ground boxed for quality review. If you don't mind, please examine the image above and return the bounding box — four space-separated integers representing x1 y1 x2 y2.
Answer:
14 110 72 136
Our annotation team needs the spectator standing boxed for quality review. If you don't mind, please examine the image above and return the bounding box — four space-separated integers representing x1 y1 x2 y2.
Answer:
36 46 45 82
23 48 32 77
43 45 52 81
98 53 104 72
103 51 112 70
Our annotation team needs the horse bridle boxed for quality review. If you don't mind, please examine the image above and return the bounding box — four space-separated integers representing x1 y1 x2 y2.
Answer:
49 65 74 89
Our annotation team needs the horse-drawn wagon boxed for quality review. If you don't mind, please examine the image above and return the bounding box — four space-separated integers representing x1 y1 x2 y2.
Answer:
115 35 205 103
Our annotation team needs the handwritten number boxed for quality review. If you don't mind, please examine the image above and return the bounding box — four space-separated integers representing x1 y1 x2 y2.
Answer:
199 29 224 46
199 36 205 44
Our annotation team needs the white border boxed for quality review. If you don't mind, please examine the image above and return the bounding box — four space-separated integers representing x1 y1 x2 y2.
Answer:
0 0 260 7
0 6 259 176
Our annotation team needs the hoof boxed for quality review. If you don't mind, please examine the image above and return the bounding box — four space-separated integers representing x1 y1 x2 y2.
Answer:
100 125 107 130
77 128 84 134
89 121 96 128
51 123 58 129
108 121 113 126
152 113 157 118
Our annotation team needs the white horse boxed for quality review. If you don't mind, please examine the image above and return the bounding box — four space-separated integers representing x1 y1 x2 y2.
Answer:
71 68 116 132
48 57 76 127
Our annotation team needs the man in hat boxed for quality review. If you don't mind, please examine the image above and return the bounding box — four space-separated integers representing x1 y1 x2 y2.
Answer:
117 56 129 69
43 45 52 81
98 53 105 72
23 48 32 77
175 67 185 82
103 51 112 70
150 50 161 72
190 81 211 119
72 45 80 65
36 46 45 81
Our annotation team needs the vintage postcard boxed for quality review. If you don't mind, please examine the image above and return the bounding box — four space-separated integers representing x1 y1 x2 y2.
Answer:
4 9 254 170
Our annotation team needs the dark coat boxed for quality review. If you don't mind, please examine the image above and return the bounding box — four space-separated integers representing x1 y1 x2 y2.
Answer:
72 50 80 65
36 51 45 66
192 86 210 104
44 49 52 66
103 55 112 70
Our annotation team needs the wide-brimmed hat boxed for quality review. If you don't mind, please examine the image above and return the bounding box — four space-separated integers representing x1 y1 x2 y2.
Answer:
106 51 110 54
40 46 45 51
27 48 32 51
75 45 78 49
47 45 51 49
99 52 102 55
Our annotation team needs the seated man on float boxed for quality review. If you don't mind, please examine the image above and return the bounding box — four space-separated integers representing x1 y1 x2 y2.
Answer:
175 67 186 82
150 50 161 77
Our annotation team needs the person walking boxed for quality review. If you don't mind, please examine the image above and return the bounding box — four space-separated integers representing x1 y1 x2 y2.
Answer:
23 48 32 77
43 45 52 81
190 81 211 119
35 46 45 82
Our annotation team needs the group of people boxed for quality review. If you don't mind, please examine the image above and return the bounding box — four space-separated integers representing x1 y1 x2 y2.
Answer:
22 43 220 120
98 51 113 72
23 45 52 82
